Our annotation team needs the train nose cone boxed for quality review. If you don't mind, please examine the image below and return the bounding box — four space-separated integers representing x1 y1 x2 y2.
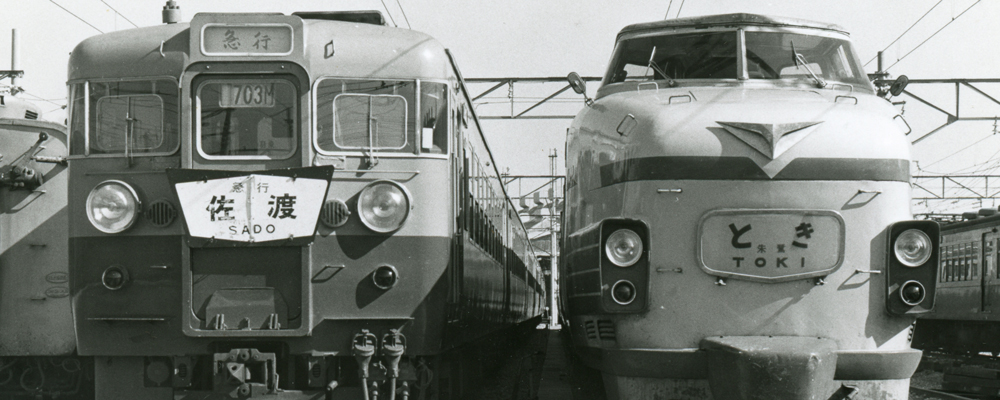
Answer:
702 336 838 400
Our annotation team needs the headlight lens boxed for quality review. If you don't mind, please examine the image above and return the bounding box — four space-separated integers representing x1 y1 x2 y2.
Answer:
894 229 932 267
605 229 642 267
86 180 140 233
358 181 410 233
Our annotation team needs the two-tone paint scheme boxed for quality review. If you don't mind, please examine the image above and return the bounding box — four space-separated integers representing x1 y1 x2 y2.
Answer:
66 10 543 399
0 96 91 397
912 212 1000 354
561 14 938 400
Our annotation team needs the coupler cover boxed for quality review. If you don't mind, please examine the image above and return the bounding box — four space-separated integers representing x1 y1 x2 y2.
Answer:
701 336 838 400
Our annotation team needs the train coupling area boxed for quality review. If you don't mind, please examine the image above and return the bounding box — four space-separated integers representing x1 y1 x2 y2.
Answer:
212 348 278 397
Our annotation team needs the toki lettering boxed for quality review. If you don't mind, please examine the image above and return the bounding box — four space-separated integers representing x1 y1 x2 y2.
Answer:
730 223 752 249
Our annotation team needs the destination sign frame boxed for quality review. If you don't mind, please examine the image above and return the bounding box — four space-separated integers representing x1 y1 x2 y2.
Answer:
696 209 845 283
201 23 294 56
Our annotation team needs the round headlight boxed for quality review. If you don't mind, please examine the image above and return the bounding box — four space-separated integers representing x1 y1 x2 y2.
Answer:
605 229 643 267
358 181 410 233
86 180 140 233
894 229 932 267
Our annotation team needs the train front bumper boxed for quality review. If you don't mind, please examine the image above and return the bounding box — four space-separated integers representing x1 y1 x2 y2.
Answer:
577 335 921 391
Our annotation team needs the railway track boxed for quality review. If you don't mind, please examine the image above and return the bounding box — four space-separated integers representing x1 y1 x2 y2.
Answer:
911 351 1000 399
911 386 980 400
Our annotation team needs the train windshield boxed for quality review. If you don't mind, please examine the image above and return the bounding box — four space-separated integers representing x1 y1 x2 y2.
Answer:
606 32 739 82
69 79 179 156
196 78 297 159
314 79 448 155
743 31 869 88
604 29 869 89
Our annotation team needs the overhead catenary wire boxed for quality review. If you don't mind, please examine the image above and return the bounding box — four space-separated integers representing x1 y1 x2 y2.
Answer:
922 131 995 169
394 0 412 29
49 0 104 33
887 0 982 70
864 0 943 67
379 0 399 27
20 91 66 108
100 0 139 28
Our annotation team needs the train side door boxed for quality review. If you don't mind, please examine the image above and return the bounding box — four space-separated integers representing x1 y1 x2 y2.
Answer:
984 232 999 313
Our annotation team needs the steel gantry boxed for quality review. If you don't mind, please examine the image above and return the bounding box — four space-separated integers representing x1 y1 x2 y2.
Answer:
466 76 601 120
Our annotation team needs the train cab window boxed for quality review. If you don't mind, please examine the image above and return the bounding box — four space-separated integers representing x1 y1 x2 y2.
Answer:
315 79 416 154
72 79 179 156
743 31 869 88
420 82 449 154
197 78 296 159
606 32 738 83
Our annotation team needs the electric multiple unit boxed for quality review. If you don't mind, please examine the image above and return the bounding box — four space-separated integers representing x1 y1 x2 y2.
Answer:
560 13 938 400
913 211 1000 355
0 95 90 397
66 9 543 399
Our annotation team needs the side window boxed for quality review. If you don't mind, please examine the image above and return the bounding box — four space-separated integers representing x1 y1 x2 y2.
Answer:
84 79 178 155
68 83 86 155
420 82 449 154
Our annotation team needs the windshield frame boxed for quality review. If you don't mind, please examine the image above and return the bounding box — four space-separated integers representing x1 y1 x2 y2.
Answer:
194 76 299 161
600 25 873 96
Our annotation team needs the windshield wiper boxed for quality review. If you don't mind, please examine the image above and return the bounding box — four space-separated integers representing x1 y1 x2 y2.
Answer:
646 46 676 87
790 41 826 88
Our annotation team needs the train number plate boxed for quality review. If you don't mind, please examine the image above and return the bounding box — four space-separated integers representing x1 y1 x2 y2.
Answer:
697 209 845 282
220 83 275 108
174 174 328 243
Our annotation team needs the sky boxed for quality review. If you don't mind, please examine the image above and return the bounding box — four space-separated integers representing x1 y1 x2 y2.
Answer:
1 0 997 215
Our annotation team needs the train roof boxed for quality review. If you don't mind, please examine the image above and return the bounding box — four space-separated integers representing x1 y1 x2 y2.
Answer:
68 12 450 82
939 212 1000 233
618 13 849 39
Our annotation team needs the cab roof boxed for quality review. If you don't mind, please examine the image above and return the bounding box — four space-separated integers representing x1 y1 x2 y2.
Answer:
618 13 849 39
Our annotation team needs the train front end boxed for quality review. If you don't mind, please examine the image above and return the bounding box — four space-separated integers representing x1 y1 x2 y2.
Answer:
67 12 466 399
562 14 937 400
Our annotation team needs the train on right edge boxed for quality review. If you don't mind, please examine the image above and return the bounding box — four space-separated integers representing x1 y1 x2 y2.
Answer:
913 209 1000 354
560 13 938 400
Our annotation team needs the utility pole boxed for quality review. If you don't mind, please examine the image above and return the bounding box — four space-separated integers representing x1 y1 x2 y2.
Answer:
548 148 560 329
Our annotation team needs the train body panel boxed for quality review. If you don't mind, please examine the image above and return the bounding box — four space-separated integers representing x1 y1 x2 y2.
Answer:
0 118 73 356
562 13 936 400
66 10 543 398
913 213 1000 353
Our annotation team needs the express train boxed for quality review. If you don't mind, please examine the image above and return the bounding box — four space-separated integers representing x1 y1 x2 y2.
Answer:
912 209 1000 354
560 14 938 400
66 5 544 399
0 94 91 397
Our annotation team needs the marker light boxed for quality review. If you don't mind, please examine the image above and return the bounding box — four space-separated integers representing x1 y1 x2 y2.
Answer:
358 181 410 233
900 280 926 306
605 229 642 267
102 265 129 290
611 280 636 305
373 265 399 290
87 180 140 233
894 229 932 267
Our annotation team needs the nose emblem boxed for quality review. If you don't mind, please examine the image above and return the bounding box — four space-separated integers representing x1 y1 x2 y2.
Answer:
717 121 822 159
